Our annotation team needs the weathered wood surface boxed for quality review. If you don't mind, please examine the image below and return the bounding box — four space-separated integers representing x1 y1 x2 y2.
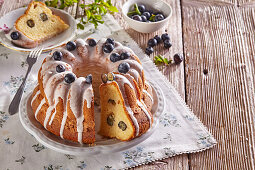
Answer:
1 0 255 169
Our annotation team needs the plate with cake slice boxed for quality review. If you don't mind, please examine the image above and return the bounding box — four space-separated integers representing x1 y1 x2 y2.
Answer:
19 37 165 155
0 1 76 52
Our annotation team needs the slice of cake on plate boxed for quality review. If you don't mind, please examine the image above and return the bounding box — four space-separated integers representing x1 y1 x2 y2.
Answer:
9 1 69 48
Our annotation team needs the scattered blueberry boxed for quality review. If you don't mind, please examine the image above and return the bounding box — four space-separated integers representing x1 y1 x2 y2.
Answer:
88 39 97 47
120 52 130 60
64 73 75 84
85 74 92 84
141 15 147 22
138 4 146 13
174 53 184 64
56 65 65 73
118 62 130 74
10 32 20 40
154 35 162 43
106 38 114 45
66 41 76 51
110 53 121 62
132 15 142 22
164 40 172 49
101 74 108 83
52 51 63 61
145 47 154 55
103 43 114 53
161 33 170 41
147 38 157 47
142 12 151 20
154 14 165 21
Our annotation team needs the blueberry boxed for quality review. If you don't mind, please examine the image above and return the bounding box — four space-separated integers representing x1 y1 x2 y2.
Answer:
64 73 75 84
154 35 162 43
164 40 172 49
56 65 65 73
147 38 157 47
66 41 76 51
27 19 35 28
103 43 114 53
106 38 114 45
155 14 165 22
161 33 170 41
132 15 142 22
88 39 97 47
120 52 130 60
138 4 146 13
174 53 184 64
52 51 63 61
145 47 153 55
40 13 48 21
110 53 121 62
85 74 92 84
142 12 151 20
10 31 20 40
141 15 147 22
118 62 130 74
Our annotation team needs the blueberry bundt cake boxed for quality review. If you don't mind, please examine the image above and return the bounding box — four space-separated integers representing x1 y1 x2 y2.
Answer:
31 38 154 144
9 1 69 48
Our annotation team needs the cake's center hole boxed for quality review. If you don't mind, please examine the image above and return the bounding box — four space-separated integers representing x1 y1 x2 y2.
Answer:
73 62 109 105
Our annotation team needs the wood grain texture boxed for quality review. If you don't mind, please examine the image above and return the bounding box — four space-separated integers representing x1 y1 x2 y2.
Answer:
182 0 255 169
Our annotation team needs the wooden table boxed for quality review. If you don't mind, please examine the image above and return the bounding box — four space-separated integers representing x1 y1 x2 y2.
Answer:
1 0 255 169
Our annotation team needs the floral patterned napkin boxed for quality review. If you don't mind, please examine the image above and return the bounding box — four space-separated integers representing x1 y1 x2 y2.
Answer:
0 14 216 170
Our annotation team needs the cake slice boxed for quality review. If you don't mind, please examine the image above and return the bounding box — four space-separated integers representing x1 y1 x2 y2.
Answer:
10 1 69 48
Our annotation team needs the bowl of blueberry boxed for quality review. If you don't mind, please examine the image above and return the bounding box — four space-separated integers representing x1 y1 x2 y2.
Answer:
122 0 172 33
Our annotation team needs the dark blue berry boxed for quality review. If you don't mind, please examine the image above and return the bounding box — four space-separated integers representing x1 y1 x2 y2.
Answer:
118 62 130 74
120 52 130 60
52 51 63 61
138 4 146 13
10 31 20 40
154 35 162 43
141 15 147 22
106 38 114 45
85 74 92 84
103 43 114 53
64 73 75 84
145 47 153 55
147 38 157 47
155 14 165 22
164 40 172 49
142 12 151 20
56 65 65 73
132 15 142 22
88 39 97 47
161 33 170 41
66 41 76 51
110 53 121 62
174 53 184 64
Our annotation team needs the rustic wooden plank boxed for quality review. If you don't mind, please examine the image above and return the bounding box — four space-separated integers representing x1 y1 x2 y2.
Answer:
182 0 255 169
112 0 188 169
0 0 31 17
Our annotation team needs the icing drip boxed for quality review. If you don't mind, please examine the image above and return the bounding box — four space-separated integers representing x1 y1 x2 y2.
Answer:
35 98 46 121
143 89 154 104
137 100 152 127
114 74 139 136
44 106 54 129
69 77 93 143
31 90 40 105
128 69 140 83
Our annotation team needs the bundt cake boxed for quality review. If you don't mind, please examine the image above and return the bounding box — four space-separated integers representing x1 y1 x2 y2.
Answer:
31 38 154 144
9 1 69 48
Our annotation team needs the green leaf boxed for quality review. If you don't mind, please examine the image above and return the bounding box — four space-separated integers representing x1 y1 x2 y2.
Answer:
77 23 84 30
108 6 118 13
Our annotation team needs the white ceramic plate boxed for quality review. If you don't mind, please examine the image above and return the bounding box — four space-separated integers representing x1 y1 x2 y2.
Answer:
19 80 165 155
0 7 76 52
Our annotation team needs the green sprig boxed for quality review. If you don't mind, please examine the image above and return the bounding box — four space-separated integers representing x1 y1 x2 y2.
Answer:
154 55 172 65
45 0 118 29
127 3 141 16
